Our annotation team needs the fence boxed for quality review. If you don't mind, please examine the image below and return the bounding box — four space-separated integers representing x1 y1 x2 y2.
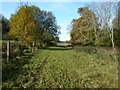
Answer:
2 41 37 63
2 40 54 63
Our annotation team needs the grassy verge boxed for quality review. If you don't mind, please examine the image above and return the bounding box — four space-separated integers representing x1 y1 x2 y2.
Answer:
2 45 119 88
0 40 19 43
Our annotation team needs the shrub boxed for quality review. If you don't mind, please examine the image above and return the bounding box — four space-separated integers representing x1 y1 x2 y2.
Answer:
50 41 57 46
2 34 13 40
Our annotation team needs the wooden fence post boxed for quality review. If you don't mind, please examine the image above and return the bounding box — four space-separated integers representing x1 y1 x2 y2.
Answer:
32 41 35 52
7 41 10 63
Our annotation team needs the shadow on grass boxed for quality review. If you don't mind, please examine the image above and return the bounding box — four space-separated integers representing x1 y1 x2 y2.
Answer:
47 45 73 51
2 52 34 85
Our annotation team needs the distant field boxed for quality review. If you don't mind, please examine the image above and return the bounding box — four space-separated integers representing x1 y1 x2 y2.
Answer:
2 45 119 88
57 42 72 46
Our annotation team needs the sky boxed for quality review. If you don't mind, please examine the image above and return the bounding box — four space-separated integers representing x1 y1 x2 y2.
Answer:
1 2 90 41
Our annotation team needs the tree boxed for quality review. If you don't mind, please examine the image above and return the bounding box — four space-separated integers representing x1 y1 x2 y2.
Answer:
112 2 120 47
10 5 39 41
0 15 9 35
0 15 12 40
70 7 98 45
35 10 60 43
9 4 60 45
87 2 118 48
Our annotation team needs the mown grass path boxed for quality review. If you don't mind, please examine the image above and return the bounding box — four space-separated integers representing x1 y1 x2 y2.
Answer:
3 45 118 88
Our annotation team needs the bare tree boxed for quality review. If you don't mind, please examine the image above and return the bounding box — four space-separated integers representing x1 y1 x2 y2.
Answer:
87 2 118 50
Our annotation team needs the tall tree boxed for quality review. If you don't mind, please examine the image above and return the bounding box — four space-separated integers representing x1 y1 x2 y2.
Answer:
88 2 118 48
70 7 98 45
10 5 39 41
36 10 60 42
9 4 60 44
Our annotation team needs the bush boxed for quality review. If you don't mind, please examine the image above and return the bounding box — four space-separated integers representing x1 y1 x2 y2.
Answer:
2 34 13 40
2 41 30 60
94 30 112 46
2 42 7 52
49 41 57 46
94 38 112 46
114 28 120 47
74 46 97 54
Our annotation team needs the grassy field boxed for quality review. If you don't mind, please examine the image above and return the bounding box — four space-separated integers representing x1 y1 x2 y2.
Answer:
2 44 119 88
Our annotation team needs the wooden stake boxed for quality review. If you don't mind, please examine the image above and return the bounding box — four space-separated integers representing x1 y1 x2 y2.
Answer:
7 41 10 63
32 41 35 52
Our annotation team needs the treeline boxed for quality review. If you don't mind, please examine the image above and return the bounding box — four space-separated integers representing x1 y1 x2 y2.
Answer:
70 2 120 47
0 15 11 40
1 3 60 47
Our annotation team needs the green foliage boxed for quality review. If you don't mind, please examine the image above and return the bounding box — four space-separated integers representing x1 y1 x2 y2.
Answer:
9 4 60 44
112 9 120 47
49 41 57 46
0 15 9 35
2 34 13 40
9 5 39 41
2 41 33 60
70 7 98 45
94 30 112 46
114 28 120 46
0 15 12 40
70 6 120 47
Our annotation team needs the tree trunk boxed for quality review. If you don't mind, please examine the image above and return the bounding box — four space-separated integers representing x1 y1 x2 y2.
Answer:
111 28 115 48
109 28 115 50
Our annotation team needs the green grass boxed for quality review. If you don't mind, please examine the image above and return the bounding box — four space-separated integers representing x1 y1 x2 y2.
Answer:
2 45 119 88
0 40 20 43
